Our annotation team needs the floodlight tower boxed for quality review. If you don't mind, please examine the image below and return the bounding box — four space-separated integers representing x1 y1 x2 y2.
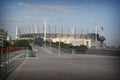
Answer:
43 18 48 41
94 22 98 42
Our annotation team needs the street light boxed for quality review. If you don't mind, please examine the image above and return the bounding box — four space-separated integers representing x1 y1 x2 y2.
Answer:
43 18 48 48
48 24 52 51
94 22 98 42
57 17 63 56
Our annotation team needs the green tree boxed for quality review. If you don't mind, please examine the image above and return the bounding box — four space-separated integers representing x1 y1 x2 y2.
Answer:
60 42 72 49
71 45 88 54
13 40 30 47
79 45 88 53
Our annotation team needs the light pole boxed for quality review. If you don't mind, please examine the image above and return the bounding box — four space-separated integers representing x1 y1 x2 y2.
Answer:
94 22 98 49
57 17 63 56
43 18 48 48
94 22 98 42
49 24 52 51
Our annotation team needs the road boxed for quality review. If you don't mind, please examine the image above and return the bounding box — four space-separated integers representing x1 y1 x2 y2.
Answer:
5 45 120 80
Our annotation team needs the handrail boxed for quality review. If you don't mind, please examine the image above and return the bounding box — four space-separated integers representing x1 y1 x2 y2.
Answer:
0 49 27 80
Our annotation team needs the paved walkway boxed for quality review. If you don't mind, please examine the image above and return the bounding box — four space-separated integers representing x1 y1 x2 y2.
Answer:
5 46 120 80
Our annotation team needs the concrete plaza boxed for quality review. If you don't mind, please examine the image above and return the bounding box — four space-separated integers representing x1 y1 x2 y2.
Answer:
5 46 120 80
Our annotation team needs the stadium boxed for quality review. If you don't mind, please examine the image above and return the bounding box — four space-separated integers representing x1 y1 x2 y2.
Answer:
16 22 106 49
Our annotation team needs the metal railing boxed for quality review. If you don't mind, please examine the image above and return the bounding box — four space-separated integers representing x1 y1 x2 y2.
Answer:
46 43 120 56
87 49 120 56
27 49 38 57
0 50 27 80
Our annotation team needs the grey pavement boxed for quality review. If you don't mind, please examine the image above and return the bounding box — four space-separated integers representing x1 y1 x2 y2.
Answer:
5 46 120 80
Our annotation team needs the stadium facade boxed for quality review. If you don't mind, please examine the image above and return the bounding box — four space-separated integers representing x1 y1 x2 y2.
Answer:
16 24 106 49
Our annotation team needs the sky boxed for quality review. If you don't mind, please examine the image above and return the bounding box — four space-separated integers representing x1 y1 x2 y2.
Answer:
0 0 120 46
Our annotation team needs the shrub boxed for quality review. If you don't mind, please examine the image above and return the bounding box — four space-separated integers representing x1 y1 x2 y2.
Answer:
12 40 29 47
71 45 88 54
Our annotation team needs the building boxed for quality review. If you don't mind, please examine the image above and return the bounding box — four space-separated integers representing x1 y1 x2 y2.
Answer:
52 37 91 48
16 24 106 49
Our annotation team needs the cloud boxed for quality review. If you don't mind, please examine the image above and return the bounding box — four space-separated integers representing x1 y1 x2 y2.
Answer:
18 2 71 14
0 17 24 26
18 2 32 8
1 17 22 21
0 16 42 26
25 16 41 21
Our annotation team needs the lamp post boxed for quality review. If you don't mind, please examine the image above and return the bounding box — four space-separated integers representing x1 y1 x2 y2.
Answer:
94 22 98 49
57 17 63 56
48 24 52 51
43 18 48 48
94 22 98 42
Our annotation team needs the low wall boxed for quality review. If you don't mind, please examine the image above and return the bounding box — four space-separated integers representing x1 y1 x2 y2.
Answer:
86 49 120 57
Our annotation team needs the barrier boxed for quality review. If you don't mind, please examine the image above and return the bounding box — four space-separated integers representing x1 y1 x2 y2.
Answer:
27 49 38 57
0 50 27 80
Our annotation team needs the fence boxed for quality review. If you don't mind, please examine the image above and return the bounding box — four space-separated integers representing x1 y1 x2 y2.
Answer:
87 49 120 56
46 43 120 56
0 49 27 80
27 49 38 57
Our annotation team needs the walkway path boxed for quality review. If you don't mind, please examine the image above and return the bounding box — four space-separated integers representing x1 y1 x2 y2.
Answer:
5 46 120 80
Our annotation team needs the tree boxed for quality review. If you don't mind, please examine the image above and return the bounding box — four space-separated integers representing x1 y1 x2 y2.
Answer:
60 42 72 49
12 40 29 47
79 45 88 53
71 45 88 54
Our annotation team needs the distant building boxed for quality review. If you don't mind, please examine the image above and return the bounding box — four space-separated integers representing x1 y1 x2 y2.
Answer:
52 37 91 48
